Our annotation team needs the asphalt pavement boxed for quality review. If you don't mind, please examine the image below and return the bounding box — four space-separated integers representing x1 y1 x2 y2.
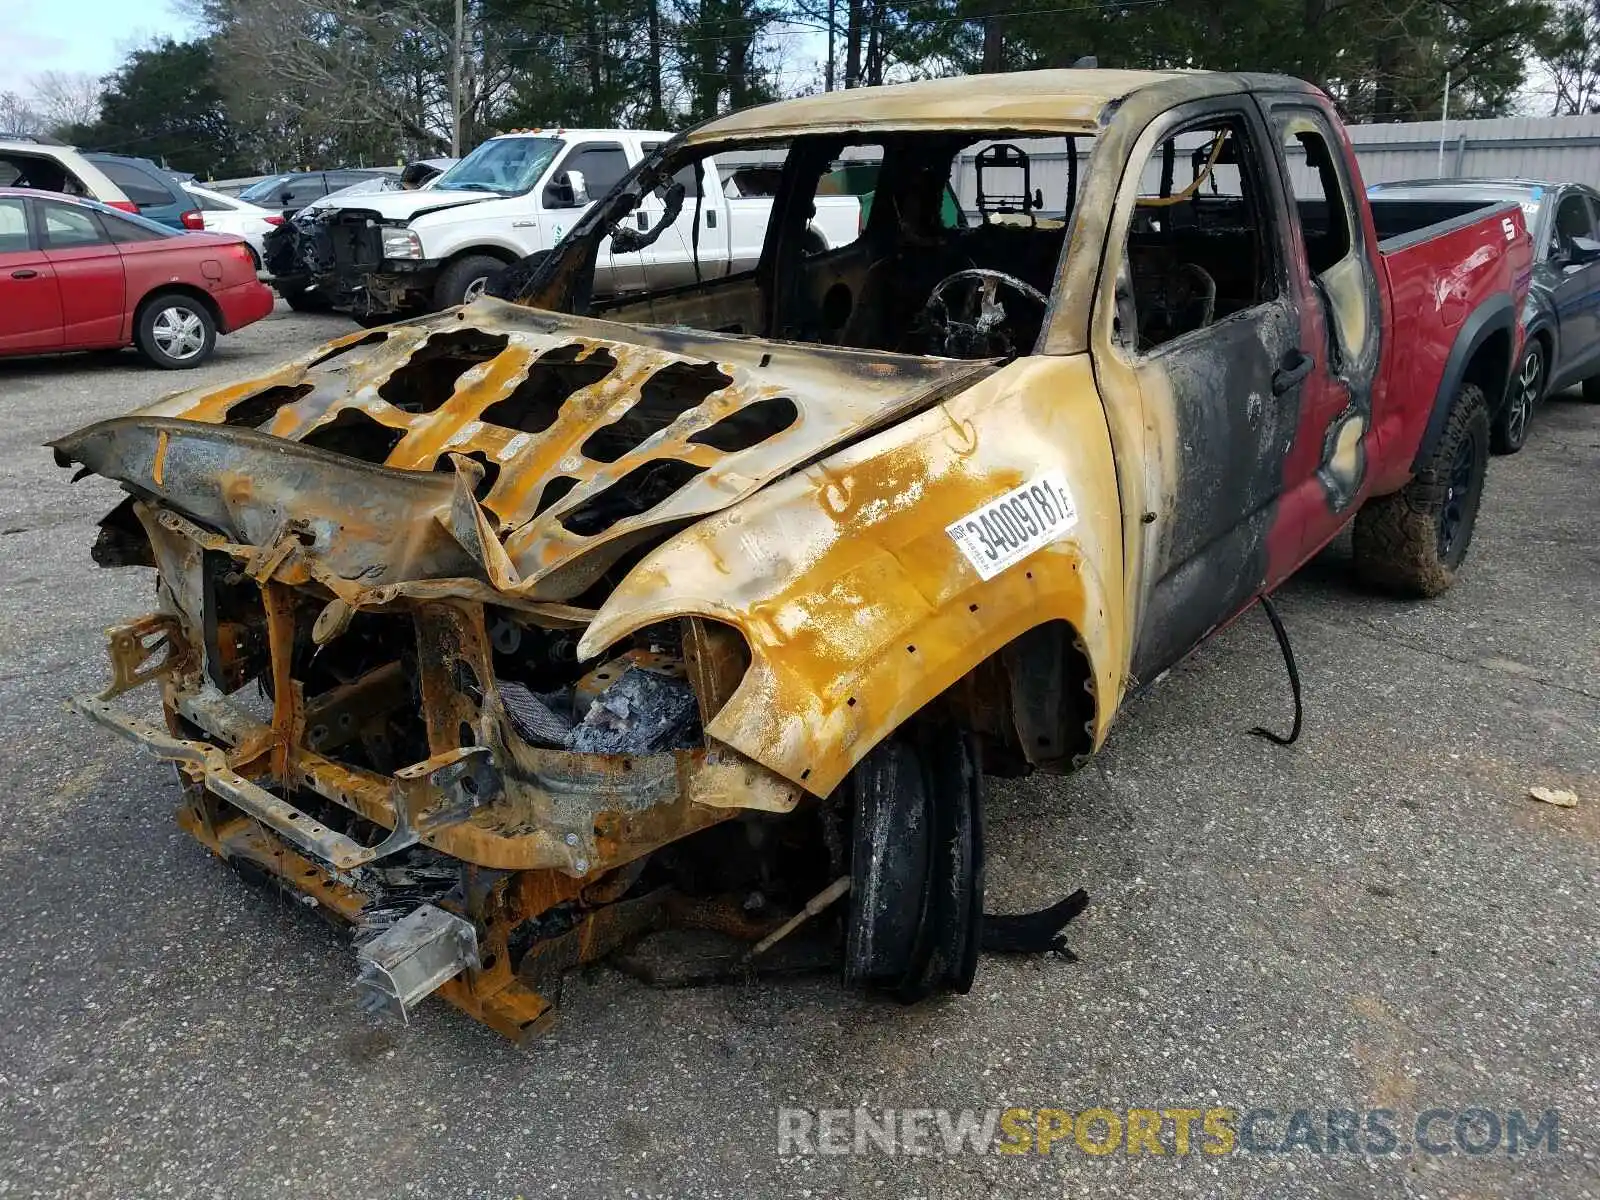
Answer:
0 304 1595 1199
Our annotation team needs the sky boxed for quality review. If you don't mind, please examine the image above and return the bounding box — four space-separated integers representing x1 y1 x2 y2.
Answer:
0 0 194 94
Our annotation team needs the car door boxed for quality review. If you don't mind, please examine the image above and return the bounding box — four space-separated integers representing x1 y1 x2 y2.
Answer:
539 141 640 293
1547 188 1600 385
37 198 126 347
1092 100 1311 680
0 195 64 352
1260 98 1382 571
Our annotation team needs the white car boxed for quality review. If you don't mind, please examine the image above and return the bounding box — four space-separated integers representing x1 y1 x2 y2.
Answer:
183 184 284 268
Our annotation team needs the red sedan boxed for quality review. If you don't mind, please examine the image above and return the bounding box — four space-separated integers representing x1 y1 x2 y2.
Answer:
0 188 275 368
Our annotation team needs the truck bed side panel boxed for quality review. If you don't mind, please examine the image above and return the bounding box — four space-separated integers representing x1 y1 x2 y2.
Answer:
1368 203 1530 494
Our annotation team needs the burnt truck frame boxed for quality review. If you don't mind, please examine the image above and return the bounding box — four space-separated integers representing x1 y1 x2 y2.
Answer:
55 70 1529 1040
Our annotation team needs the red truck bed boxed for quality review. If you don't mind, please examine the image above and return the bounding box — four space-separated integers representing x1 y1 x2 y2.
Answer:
1368 197 1534 494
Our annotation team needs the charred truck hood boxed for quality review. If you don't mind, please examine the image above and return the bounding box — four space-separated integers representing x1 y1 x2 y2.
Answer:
54 299 998 609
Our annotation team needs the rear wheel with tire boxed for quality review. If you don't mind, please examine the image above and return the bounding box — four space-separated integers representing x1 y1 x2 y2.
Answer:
1492 340 1543 454
1353 381 1490 597
434 255 506 309
134 292 217 369
1583 375 1600 402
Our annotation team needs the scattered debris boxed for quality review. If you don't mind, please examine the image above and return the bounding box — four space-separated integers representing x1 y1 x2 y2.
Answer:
1528 785 1579 809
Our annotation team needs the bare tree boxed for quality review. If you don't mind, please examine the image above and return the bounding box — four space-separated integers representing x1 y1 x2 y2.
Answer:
1536 0 1600 114
31 71 103 132
201 0 520 159
0 92 45 136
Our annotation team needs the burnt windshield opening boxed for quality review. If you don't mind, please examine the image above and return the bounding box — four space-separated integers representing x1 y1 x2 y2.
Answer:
512 127 1098 362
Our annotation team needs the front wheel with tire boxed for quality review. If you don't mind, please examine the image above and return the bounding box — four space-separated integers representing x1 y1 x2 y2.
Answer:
433 255 506 309
134 293 217 369
1492 340 1542 454
1352 381 1490 597
843 728 984 1002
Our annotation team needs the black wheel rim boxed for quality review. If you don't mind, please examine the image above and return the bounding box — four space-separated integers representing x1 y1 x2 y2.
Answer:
1508 347 1541 445
1438 428 1478 559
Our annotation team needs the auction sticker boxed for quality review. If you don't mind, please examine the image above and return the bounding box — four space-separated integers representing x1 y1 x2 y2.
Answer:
945 472 1078 581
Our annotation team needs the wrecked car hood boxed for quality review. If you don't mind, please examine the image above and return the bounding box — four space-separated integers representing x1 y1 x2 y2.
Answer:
313 189 493 222
55 299 997 603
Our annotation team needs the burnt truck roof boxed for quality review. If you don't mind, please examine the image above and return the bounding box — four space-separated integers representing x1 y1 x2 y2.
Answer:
684 68 1323 143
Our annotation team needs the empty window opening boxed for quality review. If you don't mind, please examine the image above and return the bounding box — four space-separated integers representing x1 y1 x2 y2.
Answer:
298 407 407 463
534 475 579 516
479 344 616 434
687 397 798 452
378 329 511 414
560 460 707 536
434 450 501 501
579 361 732 463
223 383 314 429
308 330 388 370
1121 116 1276 352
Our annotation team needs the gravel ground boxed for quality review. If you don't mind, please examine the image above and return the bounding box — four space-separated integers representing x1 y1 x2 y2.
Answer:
0 304 1596 1199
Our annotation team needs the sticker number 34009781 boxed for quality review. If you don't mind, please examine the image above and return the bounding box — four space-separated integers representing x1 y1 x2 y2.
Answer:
944 471 1079 582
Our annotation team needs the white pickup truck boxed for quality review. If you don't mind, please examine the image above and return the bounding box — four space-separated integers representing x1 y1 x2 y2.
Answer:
264 128 861 320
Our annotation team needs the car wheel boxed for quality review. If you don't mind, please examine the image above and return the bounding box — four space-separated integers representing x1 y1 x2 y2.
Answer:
1352 381 1490 597
843 727 984 1002
135 293 217 369
1583 375 1600 403
434 255 505 309
1492 340 1542 454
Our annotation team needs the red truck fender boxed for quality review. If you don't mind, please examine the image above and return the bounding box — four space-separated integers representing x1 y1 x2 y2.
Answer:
1410 291 1517 473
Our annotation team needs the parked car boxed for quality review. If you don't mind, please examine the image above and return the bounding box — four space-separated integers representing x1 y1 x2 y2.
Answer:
81 153 202 231
53 69 1530 1039
1369 177 1600 452
0 189 274 367
236 169 392 216
0 135 137 213
183 183 284 267
265 128 860 319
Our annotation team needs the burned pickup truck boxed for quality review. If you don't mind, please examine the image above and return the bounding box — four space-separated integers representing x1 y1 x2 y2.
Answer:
55 70 1529 1040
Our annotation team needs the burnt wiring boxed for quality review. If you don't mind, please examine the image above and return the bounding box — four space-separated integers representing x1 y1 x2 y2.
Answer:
1249 593 1303 746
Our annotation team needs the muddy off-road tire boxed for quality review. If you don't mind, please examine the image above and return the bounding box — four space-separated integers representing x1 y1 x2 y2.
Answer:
1353 381 1490 597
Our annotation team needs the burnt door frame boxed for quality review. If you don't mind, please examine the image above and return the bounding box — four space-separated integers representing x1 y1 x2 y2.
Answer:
1091 96 1310 681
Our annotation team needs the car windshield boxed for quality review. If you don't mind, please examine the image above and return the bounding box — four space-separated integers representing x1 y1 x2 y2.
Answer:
434 137 562 195
238 175 293 203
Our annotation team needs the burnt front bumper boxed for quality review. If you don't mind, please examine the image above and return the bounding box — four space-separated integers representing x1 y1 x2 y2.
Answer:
65 496 798 1038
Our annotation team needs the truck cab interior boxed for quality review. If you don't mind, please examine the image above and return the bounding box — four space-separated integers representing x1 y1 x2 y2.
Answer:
528 130 1094 360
